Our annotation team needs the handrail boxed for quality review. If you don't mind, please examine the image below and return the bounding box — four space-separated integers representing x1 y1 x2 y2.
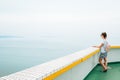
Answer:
110 45 120 48
0 45 120 80
43 49 99 80
43 45 120 80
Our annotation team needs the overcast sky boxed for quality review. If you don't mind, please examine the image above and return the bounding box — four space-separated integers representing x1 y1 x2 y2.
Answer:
0 0 120 39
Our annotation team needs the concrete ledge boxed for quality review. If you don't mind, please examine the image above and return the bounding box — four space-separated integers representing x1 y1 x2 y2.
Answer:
0 45 120 80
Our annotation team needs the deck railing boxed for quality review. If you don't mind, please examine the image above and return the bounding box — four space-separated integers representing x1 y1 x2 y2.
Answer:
0 45 120 80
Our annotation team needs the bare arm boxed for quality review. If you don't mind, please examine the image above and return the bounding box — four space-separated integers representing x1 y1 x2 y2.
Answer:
93 43 104 48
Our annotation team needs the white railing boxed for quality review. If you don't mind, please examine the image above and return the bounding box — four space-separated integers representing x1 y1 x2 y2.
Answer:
0 46 120 80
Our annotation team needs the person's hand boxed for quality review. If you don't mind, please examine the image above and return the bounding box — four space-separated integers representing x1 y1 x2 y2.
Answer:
92 46 96 47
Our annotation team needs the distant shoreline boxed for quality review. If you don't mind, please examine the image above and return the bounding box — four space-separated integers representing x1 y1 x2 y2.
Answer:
0 35 23 38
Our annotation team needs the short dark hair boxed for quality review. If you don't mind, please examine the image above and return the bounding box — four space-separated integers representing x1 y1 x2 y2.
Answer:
101 32 107 38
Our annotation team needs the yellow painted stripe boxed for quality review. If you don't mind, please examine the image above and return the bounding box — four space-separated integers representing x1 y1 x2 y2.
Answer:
111 45 120 49
43 58 83 80
43 46 120 80
43 49 99 80
82 49 99 61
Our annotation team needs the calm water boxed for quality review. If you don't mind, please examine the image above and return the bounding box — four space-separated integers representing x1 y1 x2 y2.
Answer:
0 37 87 77
0 35 119 77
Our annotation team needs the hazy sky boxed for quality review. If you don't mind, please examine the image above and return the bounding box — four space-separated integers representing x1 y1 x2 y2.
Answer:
0 0 120 38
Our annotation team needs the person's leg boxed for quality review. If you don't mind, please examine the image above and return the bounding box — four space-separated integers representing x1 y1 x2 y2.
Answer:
104 57 108 69
99 58 106 70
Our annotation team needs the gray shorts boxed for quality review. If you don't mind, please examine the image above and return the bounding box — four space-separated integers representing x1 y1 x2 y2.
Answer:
99 52 107 58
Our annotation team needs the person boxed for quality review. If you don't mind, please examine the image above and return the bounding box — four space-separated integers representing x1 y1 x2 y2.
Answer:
93 32 110 72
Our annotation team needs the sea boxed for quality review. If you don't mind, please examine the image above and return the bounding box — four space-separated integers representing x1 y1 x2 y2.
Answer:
0 35 119 77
